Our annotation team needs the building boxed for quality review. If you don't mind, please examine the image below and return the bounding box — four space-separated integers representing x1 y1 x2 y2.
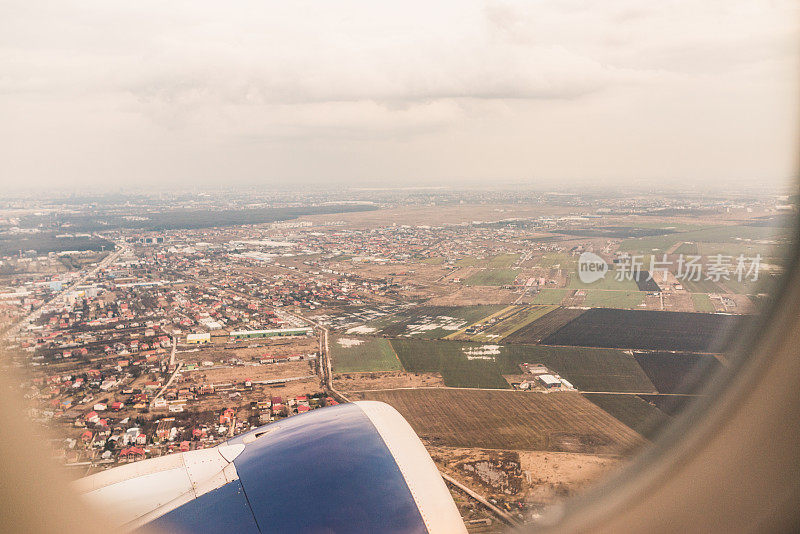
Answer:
229 327 313 340
538 374 562 389
186 332 211 344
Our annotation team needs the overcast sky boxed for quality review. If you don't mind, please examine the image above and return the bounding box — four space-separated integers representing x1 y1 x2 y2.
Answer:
1 0 798 191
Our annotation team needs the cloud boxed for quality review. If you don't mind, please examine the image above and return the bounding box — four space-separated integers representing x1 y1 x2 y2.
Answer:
0 0 797 188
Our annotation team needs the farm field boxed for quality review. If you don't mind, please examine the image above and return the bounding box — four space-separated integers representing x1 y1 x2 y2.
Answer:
695 241 788 259
531 288 571 305
583 393 672 441
455 253 519 270
632 352 721 394
618 224 786 254
502 307 586 344
720 272 780 296
567 273 639 291
582 290 645 309
454 256 481 268
486 253 521 268
417 256 445 265
330 336 402 372
356 389 647 453
536 253 576 269
389 338 657 392
556 226 679 239
446 305 519 340
674 242 699 255
633 272 661 292
637 394 695 416
389 338 510 389
181 360 315 385
465 305 558 342
691 293 716 312
332 371 444 392
541 308 742 352
365 305 506 339
464 268 518 286
680 277 725 293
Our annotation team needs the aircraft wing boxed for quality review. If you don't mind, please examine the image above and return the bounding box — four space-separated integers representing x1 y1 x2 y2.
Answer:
73 401 467 533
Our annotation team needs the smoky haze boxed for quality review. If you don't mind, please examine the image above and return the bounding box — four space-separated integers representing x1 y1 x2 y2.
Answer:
0 0 798 191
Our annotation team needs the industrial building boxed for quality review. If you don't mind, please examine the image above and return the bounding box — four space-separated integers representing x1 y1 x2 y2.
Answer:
229 327 313 340
186 332 211 344
538 374 562 389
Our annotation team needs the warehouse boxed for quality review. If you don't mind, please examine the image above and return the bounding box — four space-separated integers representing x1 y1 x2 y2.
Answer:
538 374 562 389
229 327 313 340
186 332 211 344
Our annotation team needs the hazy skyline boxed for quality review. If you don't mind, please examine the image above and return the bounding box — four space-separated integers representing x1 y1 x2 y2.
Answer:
1 0 798 191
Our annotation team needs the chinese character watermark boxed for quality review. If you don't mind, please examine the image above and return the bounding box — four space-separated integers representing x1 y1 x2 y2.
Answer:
575 253 761 284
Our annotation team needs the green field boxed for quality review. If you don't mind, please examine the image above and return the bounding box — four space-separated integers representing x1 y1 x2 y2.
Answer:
468 305 558 342
720 274 775 295
330 336 403 372
583 393 671 441
536 253 576 269
388 339 657 392
454 253 520 270
618 225 786 254
454 256 481 267
582 290 646 309
464 268 518 286
389 339 510 389
691 293 715 312
531 288 571 305
568 274 640 291
674 242 699 255
695 242 781 258
486 253 520 268
679 277 724 293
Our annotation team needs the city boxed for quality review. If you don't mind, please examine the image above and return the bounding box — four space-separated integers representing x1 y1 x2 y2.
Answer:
0 187 791 530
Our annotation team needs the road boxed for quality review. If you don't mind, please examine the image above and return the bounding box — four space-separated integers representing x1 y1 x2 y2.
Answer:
168 336 177 367
3 245 127 340
338 385 703 396
149 360 184 409
440 472 521 527
279 309 350 402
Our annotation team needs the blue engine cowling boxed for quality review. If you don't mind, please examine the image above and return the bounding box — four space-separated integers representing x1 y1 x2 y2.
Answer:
74 401 466 534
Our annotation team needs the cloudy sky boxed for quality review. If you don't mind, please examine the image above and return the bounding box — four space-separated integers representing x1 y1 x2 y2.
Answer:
1 0 798 191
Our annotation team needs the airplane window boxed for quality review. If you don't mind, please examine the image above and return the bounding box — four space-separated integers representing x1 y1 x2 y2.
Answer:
0 1 797 533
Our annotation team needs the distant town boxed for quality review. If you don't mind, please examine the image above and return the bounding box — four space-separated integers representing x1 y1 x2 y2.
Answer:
1 187 793 530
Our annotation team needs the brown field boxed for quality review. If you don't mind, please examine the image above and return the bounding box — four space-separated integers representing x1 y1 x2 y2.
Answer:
343 261 446 286
178 338 318 364
502 307 586 344
332 371 445 392
518 450 621 505
356 389 646 454
182 360 316 385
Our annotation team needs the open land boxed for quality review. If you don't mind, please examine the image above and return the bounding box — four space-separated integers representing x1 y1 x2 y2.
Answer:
352 388 647 454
